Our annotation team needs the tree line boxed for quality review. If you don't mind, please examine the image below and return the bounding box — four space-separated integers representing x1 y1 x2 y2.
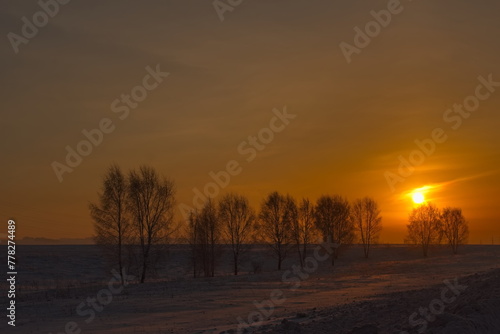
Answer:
89 165 468 283
405 202 469 257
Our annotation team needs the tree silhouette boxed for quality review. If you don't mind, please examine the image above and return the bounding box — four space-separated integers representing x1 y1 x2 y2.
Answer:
187 199 221 277
128 165 175 283
315 195 353 265
89 164 130 285
406 202 442 257
219 193 255 275
351 197 382 259
441 207 469 254
292 198 316 267
187 209 202 278
259 192 295 270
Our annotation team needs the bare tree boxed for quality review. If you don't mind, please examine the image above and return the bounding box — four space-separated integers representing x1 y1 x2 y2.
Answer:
351 197 382 258
292 198 316 267
406 202 442 257
259 192 295 270
128 165 175 283
219 193 255 275
186 200 221 277
203 199 220 277
314 196 334 242
331 195 354 252
89 164 130 285
441 207 469 254
186 210 202 278
314 195 353 265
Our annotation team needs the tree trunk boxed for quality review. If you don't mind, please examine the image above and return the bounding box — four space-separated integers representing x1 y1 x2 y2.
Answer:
302 243 307 263
118 251 124 285
140 244 150 283
297 243 304 268
211 242 215 277
140 262 147 283
118 234 124 285
233 253 238 276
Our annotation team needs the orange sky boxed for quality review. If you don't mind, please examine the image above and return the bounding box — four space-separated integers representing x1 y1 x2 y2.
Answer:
1 0 499 243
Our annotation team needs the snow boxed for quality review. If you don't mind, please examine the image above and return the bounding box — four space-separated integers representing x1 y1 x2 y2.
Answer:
3 244 500 333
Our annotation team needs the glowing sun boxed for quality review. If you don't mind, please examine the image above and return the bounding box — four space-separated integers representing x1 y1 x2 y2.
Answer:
412 191 425 204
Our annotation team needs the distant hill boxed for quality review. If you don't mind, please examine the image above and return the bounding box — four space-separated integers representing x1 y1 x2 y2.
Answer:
13 237 95 245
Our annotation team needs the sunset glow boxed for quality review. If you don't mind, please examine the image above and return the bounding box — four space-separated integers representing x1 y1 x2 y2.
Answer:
1 1 500 246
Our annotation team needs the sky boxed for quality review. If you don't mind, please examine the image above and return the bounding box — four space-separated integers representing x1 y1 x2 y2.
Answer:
1 0 499 243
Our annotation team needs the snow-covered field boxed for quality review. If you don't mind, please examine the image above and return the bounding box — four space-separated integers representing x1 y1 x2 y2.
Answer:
4 244 500 333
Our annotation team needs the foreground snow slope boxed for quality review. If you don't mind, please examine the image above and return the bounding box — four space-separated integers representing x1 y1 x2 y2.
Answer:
6 244 500 333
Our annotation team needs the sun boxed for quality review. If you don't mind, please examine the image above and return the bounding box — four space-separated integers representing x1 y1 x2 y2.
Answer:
412 191 425 204
406 185 434 205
